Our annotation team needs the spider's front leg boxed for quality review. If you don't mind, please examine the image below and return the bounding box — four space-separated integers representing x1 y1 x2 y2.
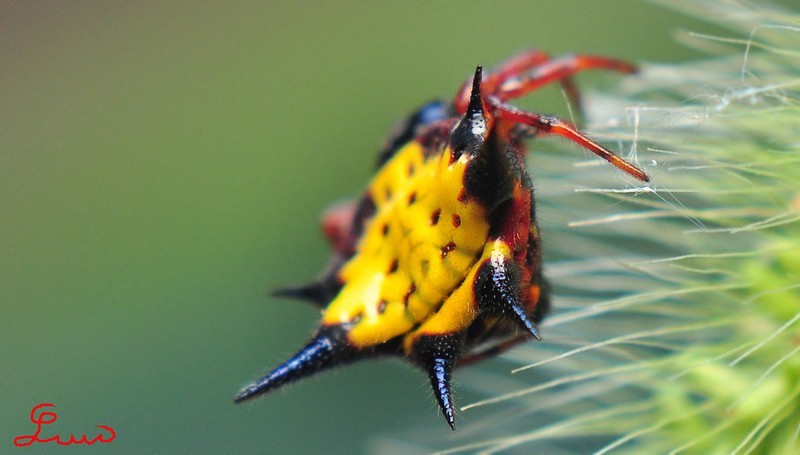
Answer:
492 97 649 182
495 53 636 103
454 48 582 116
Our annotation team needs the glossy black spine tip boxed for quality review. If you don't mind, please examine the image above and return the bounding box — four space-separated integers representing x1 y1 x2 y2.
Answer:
414 334 461 430
235 331 338 403
475 258 540 340
431 357 457 431
507 300 541 341
450 66 488 159
468 65 484 115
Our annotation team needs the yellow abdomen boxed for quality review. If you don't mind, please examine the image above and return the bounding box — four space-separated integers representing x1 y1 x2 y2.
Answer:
322 141 489 348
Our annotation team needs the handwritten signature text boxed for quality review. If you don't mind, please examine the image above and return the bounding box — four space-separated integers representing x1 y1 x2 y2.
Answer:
13 403 116 447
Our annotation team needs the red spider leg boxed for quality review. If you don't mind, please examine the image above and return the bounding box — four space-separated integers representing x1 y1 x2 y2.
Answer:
455 50 549 113
453 49 582 115
321 200 358 255
457 335 527 368
490 96 649 182
496 54 636 103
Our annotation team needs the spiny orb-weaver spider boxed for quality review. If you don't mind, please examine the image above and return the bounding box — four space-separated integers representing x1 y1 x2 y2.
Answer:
235 49 649 430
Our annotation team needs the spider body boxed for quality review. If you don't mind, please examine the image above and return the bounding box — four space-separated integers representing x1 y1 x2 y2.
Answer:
235 50 648 430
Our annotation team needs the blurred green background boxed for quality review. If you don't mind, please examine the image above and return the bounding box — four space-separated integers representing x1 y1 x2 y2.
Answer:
2 2 716 453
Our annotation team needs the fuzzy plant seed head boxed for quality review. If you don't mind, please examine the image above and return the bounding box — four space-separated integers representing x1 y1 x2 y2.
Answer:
372 1 800 453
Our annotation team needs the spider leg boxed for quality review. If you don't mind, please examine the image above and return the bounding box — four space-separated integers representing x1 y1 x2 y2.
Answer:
320 199 359 255
454 49 582 115
455 49 549 112
495 54 636 104
457 335 527 368
490 97 649 182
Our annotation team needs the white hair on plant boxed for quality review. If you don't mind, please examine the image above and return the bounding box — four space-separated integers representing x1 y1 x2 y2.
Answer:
371 1 800 453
